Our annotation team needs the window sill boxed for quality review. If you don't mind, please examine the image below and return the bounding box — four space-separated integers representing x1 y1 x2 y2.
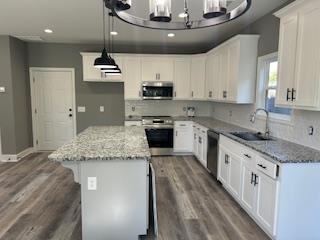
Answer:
256 112 293 126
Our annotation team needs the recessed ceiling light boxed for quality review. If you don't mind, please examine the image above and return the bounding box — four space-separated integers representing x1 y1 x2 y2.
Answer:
44 29 53 34
168 33 175 38
110 31 118 36
178 12 188 18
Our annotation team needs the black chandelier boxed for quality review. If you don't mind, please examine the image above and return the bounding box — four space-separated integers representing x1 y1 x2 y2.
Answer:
105 0 252 30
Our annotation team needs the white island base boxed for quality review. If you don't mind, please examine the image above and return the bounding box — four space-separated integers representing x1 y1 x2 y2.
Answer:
62 159 149 240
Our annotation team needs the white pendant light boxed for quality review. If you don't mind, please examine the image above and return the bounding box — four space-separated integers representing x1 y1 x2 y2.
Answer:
149 0 172 22
203 0 227 19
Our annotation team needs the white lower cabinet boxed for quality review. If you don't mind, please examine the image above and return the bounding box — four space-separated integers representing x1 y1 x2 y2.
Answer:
255 172 278 234
241 163 256 212
174 121 193 153
218 145 242 199
219 135 279 238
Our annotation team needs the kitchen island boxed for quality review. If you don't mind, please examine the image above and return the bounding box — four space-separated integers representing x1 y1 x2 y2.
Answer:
49 126 151 240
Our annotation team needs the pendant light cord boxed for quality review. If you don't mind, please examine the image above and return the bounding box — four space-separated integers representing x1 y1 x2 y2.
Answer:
103 0 106 49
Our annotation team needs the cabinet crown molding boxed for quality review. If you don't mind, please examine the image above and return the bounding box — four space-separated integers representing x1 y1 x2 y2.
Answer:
274 0 319 18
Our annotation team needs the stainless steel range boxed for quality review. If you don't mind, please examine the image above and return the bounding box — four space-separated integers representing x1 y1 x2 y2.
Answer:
142 116 174 156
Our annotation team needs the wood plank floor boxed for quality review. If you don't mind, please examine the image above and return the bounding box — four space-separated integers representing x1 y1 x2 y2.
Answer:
152 156 270 240
0 153 269 240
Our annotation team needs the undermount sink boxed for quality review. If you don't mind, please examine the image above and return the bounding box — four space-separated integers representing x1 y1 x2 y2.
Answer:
231 132 273 141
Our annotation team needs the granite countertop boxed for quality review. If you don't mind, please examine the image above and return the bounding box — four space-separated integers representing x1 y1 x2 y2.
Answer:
175 116 320 164
125 115 142 121
48 126 151 162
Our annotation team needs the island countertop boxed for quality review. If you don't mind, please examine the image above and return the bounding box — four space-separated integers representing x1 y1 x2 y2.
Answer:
48 126 151 162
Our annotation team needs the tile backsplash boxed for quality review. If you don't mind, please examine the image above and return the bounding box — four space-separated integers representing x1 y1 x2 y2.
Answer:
211 102 320 151
125 100 212 117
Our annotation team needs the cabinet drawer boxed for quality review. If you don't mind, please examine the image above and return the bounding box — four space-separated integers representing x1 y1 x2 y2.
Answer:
175 121 192 128
256 155 279 179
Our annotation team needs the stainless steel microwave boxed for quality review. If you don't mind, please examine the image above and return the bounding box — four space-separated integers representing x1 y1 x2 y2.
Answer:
142 81 173 100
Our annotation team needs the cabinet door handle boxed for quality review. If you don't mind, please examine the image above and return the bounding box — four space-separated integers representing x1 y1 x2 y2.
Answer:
179 124 186 127
139 91 142 97
244 154 251 159
191 91 194 98
225 154 229 164
175 131 178 137
286 88 291 101
257 164 267 169
174 91 177 98
254 174 259 186
223 91 227 99
291 88 296 101
251 172 255 184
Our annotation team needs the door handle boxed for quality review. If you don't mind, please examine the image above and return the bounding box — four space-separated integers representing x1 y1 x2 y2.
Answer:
286 88 291 101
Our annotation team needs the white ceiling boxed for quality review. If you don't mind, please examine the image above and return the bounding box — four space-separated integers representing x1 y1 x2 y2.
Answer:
0 0 290 48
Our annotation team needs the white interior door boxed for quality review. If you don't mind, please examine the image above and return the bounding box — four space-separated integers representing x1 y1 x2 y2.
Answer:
31 69 76 151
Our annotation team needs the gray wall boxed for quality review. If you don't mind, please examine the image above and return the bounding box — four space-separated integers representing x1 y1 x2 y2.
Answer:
27 43 125 132
0 36 32 154
0 36 16 154
10 37 33 153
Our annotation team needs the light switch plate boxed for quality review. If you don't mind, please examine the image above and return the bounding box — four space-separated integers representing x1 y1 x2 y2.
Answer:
0 87 5 93
77 106 86 113
88 177 97 190
100 106 105 112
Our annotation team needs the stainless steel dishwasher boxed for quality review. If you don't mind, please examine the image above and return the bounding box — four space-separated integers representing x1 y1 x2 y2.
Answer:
207 131 219 178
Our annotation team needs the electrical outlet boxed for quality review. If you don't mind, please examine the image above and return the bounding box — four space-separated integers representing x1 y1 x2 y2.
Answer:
132 106 136 112
100 106 105 112
229 110 233 117
77 106 86 113
88 177 97 190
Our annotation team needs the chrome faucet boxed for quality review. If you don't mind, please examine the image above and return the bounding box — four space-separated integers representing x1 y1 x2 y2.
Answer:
250 108 270 138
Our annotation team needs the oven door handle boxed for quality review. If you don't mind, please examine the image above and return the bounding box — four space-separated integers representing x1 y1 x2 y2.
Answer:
144 125 174 129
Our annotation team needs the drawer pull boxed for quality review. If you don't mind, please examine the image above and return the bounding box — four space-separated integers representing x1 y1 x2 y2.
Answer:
179 124 186 127
244 154 251 159
257 164 267 169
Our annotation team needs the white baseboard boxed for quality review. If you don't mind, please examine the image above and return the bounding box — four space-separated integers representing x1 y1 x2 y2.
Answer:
1 147 34 163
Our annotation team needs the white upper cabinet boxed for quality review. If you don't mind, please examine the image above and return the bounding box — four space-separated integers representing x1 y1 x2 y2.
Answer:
190 55 206 100
276 14 298 106
174 57 191 99
123 56 142 100
275 0 320 110
141 56 174 82
206 35 259 103
205 53 220 100
81 53 123 82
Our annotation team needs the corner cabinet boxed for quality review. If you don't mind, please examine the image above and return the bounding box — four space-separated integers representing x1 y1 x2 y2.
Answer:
80 53 123 82
205 35 259 103
275 0 320 110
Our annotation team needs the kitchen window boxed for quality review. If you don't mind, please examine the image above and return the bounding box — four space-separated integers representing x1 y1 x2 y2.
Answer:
257 52 292 122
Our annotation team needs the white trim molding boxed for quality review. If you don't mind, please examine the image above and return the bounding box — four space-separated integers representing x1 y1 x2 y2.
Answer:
1 147 34 163
29 68 77 152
